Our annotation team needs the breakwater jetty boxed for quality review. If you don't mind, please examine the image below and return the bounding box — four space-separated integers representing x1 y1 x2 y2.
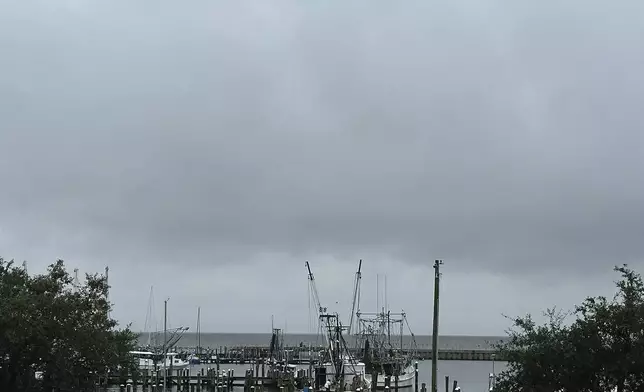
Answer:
138 333 506 362
165 346 504 362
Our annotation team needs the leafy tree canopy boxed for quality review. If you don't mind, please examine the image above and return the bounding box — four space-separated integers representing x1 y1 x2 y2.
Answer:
0 258 137 392
495 265 644 392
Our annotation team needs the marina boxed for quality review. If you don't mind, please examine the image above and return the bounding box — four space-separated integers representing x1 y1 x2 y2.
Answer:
111 260 502 391
103 360 502 392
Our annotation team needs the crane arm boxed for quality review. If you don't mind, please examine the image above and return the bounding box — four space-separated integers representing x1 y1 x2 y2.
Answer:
348 259 362 335
305 261 333 354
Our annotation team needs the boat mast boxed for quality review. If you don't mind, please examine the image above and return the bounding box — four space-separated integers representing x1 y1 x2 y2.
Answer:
385 274 388 314
163 297 169 389
431 260 443 392
197 306 201 356
376 274 379 316
348 259 362 335
144 286 156 347
400 314 404 353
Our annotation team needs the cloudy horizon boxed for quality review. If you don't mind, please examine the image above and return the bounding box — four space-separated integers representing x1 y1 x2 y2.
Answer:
1 0 643 335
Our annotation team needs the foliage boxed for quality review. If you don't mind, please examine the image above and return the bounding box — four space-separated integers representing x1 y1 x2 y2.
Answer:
0 258 138 392
494 265 644 392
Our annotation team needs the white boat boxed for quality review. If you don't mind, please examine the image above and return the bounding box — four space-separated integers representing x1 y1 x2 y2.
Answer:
362 364 415 390
316 357 370 391
315 359 415 391
129 350 190 370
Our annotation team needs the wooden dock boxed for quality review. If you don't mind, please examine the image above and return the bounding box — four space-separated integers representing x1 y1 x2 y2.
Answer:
107 362 434 392
107 365 309 391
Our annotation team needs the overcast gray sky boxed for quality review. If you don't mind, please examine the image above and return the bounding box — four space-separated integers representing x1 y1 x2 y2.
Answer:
1 0 643 335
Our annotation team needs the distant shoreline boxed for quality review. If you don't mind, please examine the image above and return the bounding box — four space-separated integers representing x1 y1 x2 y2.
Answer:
138 332 506 338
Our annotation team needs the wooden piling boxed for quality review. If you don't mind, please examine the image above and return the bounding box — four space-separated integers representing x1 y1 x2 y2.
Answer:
255 360 260 388
444 376 449 392
414 362 419 392
451 380 458 392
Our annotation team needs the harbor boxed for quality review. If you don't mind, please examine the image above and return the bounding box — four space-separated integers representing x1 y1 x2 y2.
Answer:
104 361 496 392
113 260 502 392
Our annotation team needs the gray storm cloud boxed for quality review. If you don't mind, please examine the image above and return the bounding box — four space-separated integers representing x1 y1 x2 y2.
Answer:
1 0 643 286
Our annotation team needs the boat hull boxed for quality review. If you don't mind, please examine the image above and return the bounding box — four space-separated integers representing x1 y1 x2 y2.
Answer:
136 359 191 370
363 366 416 390
131 352 191 371
315 361 369 390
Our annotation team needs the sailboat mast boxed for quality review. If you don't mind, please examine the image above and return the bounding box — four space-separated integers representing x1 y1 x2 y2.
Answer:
197 307 201 355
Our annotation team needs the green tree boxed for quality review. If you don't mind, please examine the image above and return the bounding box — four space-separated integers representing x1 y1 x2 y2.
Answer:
0 258 137 391
494 265 644 392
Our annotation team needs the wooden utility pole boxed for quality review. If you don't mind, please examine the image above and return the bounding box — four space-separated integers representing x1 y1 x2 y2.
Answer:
431 260 443 392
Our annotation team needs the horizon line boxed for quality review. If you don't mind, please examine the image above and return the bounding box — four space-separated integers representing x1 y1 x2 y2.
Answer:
136 331 506 337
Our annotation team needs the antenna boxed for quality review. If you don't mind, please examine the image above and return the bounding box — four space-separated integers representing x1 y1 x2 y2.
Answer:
385 275 388 314
376 274 380 313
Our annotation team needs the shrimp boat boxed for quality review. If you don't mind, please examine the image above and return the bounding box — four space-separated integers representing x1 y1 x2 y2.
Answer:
314 313 370 392
351 261 418 391
354 310 417 390
305 260 418 391
306 262 370 392
265 327 299 388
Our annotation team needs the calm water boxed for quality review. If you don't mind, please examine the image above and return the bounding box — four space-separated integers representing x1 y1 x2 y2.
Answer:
106 360 507 392
124 333 508 392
